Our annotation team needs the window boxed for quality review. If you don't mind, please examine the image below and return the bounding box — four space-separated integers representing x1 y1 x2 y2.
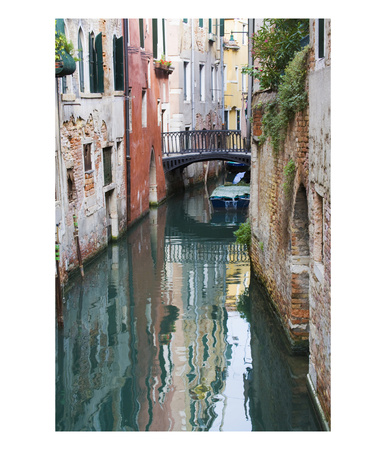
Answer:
236 110 240 130
318 19 325 59
103 147 113 186
199 64 205 101
184 61 190 101
208 18 212 34
83 143 92 172
78 29 84 92
89 32 104 93
199 19 203 28
313 192 324 264
113 35 124 91
152 19 158 59
183 19 188 24
211 67 215 101
139 19 144 48
142 90 147 127
224 110 229 129
235 66 239 85
242 72 246 93
223 64 227 91
67 168 75 202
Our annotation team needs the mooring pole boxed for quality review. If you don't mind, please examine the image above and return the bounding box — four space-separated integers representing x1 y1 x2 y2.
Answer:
56 224 63 327
73 208 84 278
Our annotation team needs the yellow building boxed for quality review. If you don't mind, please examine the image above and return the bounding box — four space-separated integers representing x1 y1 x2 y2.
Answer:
223 19 249 132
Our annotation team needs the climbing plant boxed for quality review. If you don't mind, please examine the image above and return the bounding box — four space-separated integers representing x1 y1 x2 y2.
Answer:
283 158 296 199
242 19 308 90
259 46 309 153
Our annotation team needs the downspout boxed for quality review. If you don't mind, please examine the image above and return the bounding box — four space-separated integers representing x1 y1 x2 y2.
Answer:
123 19 131 224
246 19 254 149
191 20 195 130
220 35 224 127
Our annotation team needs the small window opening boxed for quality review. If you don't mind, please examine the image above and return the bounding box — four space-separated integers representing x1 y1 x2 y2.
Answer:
83 143 92 172
67 168 75 202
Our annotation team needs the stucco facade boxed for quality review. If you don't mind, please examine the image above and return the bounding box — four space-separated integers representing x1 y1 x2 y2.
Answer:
55 19 127 284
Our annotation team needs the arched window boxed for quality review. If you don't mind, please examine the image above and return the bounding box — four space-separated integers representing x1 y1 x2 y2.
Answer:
78 28 84 92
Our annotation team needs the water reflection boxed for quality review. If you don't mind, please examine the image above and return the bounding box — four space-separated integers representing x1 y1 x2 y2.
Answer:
56 185 320 431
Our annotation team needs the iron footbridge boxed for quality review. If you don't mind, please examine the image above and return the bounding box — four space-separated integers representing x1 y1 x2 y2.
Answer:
162 130 250 173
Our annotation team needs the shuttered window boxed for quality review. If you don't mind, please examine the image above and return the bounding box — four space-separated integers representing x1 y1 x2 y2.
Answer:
318 19 325 59
152 19 158 59
139 19 144 48
103 147 113 185
209 18 212 33
199 19 203 28
113 35 124 91
89 32 104 93
220 19 225 37
78 30 84 92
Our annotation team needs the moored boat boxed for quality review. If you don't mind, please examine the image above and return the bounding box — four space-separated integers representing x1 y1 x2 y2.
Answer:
209 185 250 210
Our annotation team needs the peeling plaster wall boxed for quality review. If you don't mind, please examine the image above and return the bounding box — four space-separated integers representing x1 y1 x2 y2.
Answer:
56 19 126 284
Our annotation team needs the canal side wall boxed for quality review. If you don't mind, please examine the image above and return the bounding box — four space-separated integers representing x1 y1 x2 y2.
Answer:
249 19 331 428
56 19 127 286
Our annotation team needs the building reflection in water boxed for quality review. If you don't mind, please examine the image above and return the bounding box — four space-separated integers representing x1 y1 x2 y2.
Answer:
56 186 320 431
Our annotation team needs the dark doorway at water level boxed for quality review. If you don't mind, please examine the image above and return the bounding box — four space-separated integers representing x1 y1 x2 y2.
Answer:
56 183 321 431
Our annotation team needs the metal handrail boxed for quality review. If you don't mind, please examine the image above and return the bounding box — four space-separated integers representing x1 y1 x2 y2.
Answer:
162 130 246 156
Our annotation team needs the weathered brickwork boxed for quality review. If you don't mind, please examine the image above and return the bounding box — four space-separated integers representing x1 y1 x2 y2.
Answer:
249 19 331 428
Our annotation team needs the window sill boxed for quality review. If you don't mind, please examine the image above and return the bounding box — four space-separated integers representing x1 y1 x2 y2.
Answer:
61 93 76 102
80 93 103 99
103 183 116 193
114 91 124 97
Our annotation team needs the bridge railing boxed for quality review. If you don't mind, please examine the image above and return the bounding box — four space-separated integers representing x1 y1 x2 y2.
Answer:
162 130 246 156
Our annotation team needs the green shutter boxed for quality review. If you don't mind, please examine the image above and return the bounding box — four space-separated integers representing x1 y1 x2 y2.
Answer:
95 32 104 93
89 33 95 92
318 19 325 58
115 36 124 91
139 19 144 48
78 32 84 92
199 19 203 28
209 18 212 33
183 19 188 24
152 19 158 59
162 19 166 55
220 19 224 37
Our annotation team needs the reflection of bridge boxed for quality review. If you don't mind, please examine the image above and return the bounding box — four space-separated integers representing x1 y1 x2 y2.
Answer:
162 130 251 173
165 241 249 264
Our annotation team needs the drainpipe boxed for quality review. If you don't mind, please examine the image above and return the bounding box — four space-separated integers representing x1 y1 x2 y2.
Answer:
246 19 254 150
123 19 131 224
191 20 195 130
220 35 224 127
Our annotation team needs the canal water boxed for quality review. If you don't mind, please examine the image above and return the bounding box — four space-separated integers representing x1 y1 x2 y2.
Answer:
56 183 321 431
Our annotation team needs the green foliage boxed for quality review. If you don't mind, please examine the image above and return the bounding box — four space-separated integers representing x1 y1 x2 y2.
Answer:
242 18 308 90
259 241 264 252
260 46 309 153
234 219 251 248
283 159 296 199
55 22 79 62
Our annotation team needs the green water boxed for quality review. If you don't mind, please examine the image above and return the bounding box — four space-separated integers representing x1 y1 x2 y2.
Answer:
56 185 321 431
